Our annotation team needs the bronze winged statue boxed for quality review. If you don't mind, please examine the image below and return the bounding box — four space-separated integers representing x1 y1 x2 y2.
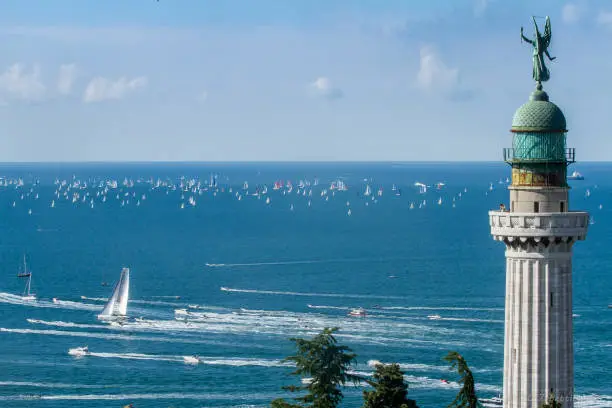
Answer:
521 16 555 83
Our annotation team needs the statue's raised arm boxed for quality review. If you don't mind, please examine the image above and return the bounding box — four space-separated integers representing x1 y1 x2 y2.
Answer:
521 27 534 45
521 16 555 83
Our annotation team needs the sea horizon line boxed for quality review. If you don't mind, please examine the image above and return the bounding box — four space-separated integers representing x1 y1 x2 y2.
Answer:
0 160 608 166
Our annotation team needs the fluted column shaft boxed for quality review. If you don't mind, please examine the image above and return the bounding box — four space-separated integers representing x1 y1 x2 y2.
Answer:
503 249 574 408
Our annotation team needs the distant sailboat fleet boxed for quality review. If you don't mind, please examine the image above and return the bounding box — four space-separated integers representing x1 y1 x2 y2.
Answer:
9 168 605 375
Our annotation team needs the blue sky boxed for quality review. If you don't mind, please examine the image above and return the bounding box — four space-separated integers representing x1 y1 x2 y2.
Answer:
0 0 610 161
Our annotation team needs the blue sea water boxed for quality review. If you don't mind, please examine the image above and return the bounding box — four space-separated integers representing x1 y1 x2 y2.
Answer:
0 162 610 408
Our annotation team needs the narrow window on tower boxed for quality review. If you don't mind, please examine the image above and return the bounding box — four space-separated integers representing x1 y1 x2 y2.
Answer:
560 201 565 212
534 201 540 213
550 292 554 307
511 201 515 212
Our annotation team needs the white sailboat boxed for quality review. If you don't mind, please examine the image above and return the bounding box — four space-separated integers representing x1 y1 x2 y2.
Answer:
97 267 130 321
17 255 36 301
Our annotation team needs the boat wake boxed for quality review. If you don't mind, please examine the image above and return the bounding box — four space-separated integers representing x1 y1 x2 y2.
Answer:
221 287 404 300
0 327 237 346
21 305 477 349
381 306 503 312
81 295 184 307
307 304 350 310
206 257 412 268
0 392 276 402
0 293 100 311
68 350 290 368
430 317 504 324
365 359 498 374
27 319 104 330
0 381 111 389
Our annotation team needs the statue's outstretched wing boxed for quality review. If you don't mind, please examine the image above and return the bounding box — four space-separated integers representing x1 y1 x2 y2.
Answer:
543 16 552 49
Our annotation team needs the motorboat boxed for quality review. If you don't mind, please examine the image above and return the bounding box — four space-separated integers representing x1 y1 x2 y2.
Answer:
347 307 366 317
68 346 90 357
481 395 503 407
428 314 442 320
567 170 584 180
183 355 201 365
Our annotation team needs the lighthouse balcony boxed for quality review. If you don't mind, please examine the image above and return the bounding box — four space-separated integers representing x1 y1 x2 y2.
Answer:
489 210 589 240
503 147 575 164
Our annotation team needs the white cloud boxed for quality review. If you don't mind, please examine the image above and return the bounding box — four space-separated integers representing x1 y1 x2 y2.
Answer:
562 4 584 24
416 46 473 101
309 77 343 100
0 63 46 101
597 10 612 26
197 90 208 102
83 76 147 103
473 0 489 17
416 46 458 92
57 64 77 95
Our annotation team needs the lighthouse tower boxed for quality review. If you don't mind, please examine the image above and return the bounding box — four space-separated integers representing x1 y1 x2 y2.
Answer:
489 67 589 407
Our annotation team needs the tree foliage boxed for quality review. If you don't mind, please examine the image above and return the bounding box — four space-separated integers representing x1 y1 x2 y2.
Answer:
541 393 562 408
443 351 481 408
272 327 361 408
362 362 418 408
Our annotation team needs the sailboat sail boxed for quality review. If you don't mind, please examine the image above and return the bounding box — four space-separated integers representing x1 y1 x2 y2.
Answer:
98 268 130 319
115 268 130 316
23 273 32 297
17 255 35 299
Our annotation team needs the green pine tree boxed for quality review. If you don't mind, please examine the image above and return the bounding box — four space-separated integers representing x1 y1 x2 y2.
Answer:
362 362 419 408
541 393 562 408
443 351 482 408
271 327 361 408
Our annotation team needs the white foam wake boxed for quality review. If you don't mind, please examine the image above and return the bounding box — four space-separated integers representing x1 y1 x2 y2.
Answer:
23 299 484 350
80 296 106 302
149 296 182 299
433 317 504 324
27 319 104 330
0 293 100 311
207 257 410 268
80 295 184 307
365 359 498 374
382 306 503 312
221 287 404 300
0 392 276 401
479 394 612 408
307 304 349 310
75 350 290 368
575 395 612 408
0 381 109 389
404 374 501 393
1 327 223 346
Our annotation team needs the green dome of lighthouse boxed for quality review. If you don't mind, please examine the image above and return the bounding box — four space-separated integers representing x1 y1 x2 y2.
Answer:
511 84 567 132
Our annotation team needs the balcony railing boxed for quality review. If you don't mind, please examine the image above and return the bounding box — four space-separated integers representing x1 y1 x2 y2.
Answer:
489 211 589 240
503 148 575 164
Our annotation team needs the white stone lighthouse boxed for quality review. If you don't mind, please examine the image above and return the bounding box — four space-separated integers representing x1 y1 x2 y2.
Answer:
489 17 589 408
